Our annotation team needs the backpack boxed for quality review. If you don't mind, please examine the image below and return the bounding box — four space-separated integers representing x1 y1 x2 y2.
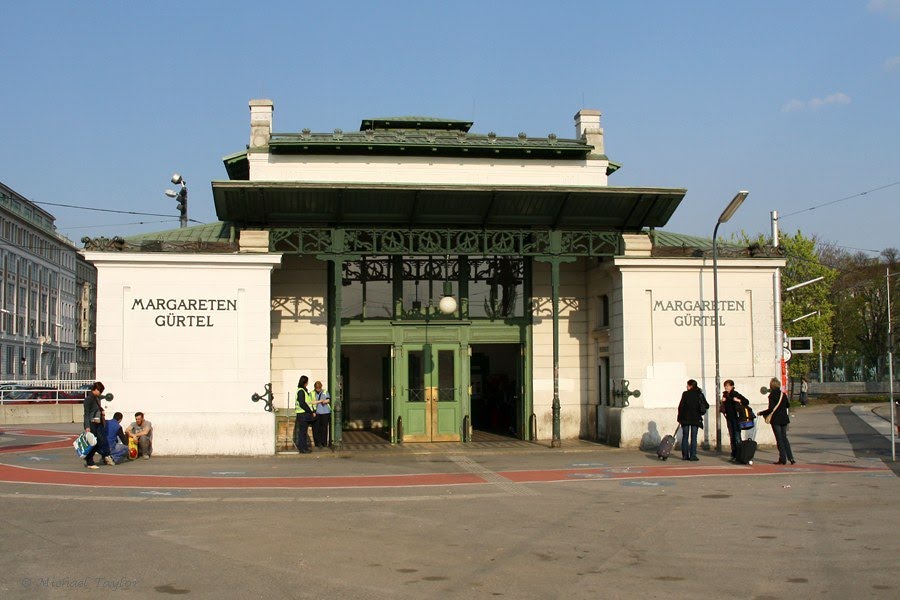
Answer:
737 404 756 430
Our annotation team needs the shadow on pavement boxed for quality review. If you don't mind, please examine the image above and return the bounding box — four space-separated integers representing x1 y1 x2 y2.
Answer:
833 405 900 477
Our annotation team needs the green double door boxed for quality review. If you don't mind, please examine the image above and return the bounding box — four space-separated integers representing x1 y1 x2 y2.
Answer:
397 343 464 442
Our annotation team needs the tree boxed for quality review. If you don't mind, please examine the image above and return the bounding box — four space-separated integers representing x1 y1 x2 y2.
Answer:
778 232 837 380
735 229 836 381
820 245 899 380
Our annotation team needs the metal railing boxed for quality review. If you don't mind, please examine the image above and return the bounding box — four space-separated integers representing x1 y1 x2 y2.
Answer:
0 379 95 405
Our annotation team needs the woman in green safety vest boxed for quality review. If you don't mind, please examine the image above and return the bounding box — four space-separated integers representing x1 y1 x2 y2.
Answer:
293 375 315 454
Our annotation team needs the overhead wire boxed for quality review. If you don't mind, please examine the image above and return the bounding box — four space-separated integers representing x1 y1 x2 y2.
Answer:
779 180 900 220
28 199 176 219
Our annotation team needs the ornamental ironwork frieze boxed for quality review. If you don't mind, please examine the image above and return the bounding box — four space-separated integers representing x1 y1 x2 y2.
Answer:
269 228 620 257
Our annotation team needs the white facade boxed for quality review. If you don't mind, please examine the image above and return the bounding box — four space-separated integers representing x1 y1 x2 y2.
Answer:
597 257 783 447
85 251 281 455
526 254 783 448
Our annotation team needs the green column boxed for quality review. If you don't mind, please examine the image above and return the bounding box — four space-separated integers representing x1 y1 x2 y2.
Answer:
550 258 561 448
330 257 344 451
535 233 574 449
318 230 358 452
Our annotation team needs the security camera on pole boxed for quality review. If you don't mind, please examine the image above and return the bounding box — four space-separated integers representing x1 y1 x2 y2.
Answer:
164 173 188 228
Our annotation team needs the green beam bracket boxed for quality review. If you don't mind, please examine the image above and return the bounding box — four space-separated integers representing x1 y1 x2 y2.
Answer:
613 380 641 407
250 383 275 412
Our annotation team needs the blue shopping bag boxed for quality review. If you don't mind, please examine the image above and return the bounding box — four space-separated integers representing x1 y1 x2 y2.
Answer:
73 431 97 458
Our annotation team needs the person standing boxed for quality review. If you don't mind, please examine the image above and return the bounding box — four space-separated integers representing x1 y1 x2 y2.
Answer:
677 379 708 461
759 377 795 465
293 376 315 454
721 379 750 463
799 376 809 407
312 380 331 450
82 381 113 469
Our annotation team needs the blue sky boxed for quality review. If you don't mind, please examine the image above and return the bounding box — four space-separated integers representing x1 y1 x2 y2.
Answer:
1 1 898 253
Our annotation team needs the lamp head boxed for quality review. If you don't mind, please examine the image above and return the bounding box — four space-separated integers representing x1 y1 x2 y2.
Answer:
718 190 749 224
164 189 177 198
439 295 457 315
439 280 457 314
171 173 183 185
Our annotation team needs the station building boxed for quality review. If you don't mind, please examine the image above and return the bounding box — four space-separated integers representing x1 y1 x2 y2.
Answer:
84 100 783 455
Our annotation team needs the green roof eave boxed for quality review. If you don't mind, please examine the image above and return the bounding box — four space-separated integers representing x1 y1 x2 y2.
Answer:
223 151 249 180
211 180 687 231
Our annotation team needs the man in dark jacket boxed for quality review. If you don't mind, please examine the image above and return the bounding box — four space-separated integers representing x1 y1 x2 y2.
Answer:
82 381 113 469
722 379 750 462
677 379 708 461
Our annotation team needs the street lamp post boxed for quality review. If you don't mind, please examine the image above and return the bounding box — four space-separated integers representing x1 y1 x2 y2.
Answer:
887 267 898 462
37 335 49 381
713 191 749 453
164 173 188 228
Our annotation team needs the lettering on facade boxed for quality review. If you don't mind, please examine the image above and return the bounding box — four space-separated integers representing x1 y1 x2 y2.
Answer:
652 299 745 327
131 298 238 327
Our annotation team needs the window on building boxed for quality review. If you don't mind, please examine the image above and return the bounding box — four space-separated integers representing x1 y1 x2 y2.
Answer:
598 294 609 327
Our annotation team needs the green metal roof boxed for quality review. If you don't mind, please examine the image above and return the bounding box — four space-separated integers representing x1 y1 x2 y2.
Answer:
649 230 781 257
120 221 237 250
265 129 597 161
211 181 686 231
223 116 618 178
360 116 474 132
650 230 715 250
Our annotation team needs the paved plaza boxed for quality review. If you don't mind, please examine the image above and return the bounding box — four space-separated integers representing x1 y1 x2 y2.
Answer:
0 404 897 599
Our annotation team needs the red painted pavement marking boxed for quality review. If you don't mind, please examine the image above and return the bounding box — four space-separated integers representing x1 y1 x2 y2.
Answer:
0 429 74 454
498 462 888 482
0 462 485 489
0 427 890 490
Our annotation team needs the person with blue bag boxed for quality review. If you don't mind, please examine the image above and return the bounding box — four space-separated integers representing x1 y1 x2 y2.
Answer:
721 379 750 463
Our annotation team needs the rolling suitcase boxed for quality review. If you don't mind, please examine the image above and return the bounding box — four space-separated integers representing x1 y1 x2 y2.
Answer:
657 427 679 460
736 417 759 464
736 439 757 464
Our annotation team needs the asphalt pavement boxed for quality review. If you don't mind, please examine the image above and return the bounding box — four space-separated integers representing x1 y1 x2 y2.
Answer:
0 403 897 599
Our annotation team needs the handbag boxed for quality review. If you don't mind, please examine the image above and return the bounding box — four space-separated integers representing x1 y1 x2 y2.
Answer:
765 392 787 425
74 431 97 458
737 405 756 430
